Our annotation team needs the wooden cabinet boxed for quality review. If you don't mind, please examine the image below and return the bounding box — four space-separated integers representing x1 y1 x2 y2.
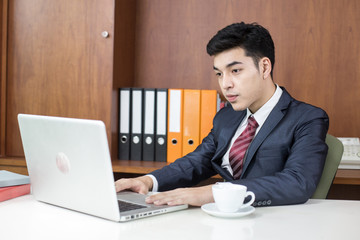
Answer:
0 0 136 174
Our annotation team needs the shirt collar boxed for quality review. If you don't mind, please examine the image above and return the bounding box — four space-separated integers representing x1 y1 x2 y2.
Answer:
247 84 283 128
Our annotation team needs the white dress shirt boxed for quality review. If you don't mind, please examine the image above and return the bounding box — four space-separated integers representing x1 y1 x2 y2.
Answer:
149 85 283 191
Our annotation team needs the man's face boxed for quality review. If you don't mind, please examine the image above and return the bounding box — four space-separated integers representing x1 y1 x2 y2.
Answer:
213 47 268 113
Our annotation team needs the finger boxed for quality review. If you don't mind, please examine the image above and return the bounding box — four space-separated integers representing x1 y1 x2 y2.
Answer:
145 192 168 205
137 185 149 195
146 191 183 205
115 178 140 193
115 179 130 192
167 197 186 206
145 193 160 204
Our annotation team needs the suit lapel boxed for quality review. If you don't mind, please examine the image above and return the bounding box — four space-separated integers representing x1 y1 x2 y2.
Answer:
240 89 292 177
212 109 246 162
209 108 246 180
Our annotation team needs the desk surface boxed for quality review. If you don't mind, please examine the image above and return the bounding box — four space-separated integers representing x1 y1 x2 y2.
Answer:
1 195 360 240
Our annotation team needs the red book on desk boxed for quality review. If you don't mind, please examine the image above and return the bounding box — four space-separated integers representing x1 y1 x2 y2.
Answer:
0 184 31 202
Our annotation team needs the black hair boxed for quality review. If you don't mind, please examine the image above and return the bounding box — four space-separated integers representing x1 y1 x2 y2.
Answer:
206 22 275 77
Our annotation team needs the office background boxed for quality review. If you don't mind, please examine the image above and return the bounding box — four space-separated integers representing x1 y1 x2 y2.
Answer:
0 0 359 197
131 0 360 138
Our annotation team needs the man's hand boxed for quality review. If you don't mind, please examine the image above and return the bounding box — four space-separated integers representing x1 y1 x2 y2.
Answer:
115 176 153 195
145 185 214 207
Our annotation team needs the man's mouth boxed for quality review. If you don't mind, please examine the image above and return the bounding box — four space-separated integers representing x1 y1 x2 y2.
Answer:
226 94 238 103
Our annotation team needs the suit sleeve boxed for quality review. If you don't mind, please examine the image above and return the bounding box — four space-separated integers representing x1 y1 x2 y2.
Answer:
150 116 222 191
148 105 243 191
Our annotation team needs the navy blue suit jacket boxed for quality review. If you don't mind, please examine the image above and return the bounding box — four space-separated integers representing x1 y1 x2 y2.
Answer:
151 87 329 206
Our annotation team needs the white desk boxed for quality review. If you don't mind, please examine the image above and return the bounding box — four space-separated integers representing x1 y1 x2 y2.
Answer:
1 195 359 240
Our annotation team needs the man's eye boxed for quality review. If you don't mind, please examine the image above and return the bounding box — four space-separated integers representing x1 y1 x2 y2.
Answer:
232 69 241 73
215 72 222 77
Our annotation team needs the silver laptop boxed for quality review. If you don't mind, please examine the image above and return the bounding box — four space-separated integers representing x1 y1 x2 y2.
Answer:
18 114 187 222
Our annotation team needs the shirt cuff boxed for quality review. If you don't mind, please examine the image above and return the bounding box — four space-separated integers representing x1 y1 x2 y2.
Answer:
145 174 159 192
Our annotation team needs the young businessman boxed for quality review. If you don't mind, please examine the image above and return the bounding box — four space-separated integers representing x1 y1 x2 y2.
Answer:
115 22 329 207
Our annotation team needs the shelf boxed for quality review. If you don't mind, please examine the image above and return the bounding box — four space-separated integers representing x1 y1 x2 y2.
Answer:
112 160 168 174
0 157 28 175
333 169 360 185
2 157 360 185
0 157 169 175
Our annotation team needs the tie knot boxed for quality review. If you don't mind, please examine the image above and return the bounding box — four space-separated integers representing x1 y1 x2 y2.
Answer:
248 116 259 128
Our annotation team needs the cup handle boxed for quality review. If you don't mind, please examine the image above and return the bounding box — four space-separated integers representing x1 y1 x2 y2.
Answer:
242 191 255 208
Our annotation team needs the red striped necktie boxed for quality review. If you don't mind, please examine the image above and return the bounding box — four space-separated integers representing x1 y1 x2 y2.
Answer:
229 116 259 179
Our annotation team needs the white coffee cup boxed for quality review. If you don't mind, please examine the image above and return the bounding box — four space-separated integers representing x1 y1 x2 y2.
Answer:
212 182 255 213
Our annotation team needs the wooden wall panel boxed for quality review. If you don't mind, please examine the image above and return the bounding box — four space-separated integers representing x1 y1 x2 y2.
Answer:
0 0 3 156
134 0 360 137
0 0 7 157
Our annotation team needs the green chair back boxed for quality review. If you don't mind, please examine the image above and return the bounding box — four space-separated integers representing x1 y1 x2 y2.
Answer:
312 134 344 199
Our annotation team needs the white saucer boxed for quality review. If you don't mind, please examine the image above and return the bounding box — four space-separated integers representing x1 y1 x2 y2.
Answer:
201 203 255 218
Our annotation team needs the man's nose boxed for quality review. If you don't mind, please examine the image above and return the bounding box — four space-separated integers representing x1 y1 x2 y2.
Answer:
221 74 233 89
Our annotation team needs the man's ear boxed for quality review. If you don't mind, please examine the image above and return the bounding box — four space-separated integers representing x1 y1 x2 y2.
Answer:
260 57 272 79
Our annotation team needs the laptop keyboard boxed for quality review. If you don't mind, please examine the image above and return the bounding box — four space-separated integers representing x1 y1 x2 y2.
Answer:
118 200 148 212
